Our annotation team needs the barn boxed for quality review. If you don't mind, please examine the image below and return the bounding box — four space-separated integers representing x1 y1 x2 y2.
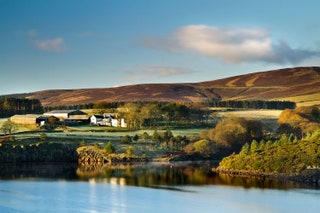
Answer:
10 114 40 125
44 110 88 119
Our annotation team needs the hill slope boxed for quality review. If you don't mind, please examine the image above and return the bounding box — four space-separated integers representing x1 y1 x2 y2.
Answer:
26 66 320 107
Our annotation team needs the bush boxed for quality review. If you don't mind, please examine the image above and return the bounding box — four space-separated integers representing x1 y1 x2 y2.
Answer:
133 134 139 142
141 132 150 141
126 146 134 156
121 135 132 144
206 116 263 149
104 141 115 154
39 133 47 141
193 139 215 157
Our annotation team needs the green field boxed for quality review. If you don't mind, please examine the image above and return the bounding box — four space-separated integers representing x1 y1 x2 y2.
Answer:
286 93 320 107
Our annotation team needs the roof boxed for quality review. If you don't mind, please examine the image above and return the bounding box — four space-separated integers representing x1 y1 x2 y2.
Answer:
44 110 87 115
92 114 104 118
11 114 41 119
36 115 58 119
46 110 79 113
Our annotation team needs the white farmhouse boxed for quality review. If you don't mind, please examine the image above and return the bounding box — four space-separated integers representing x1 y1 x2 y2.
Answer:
90 114 104 125
90 113 127 127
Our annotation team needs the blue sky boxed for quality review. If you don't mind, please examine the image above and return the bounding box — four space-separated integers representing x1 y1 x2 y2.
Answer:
1 0 320 95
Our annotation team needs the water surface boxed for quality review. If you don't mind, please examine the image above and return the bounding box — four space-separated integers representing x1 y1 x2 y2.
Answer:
0 162 318 213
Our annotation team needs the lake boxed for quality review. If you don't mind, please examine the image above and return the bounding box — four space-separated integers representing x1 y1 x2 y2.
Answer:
0 162 319 213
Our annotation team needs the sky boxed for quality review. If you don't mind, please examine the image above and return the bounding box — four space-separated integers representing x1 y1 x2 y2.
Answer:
1 0 320 95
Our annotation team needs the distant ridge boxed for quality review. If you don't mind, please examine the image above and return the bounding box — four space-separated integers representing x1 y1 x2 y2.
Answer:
25 66 320 107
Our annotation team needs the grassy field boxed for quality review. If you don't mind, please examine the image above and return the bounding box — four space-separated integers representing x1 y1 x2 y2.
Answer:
286 93 320 107
216 109 282 119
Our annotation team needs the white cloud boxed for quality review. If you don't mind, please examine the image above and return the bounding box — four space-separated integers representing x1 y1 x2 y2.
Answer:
142 65 194 77
25 29 38 37
123 65 194 81
142 25 319 64
34 38 66 52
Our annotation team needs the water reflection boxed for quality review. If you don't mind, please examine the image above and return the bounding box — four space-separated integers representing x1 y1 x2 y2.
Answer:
0 162 310 190
0 163 78 180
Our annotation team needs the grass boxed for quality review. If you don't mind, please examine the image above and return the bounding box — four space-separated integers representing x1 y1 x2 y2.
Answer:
216 109 282 119
285 93 320 107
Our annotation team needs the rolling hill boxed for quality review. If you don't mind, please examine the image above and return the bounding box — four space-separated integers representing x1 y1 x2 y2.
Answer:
25 66 320 107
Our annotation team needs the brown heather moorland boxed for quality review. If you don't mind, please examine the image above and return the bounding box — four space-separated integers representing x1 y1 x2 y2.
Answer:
26 66 320 107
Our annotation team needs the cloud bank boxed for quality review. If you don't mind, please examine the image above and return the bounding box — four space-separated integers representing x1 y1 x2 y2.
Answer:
143 25 318 64
34 38 66 52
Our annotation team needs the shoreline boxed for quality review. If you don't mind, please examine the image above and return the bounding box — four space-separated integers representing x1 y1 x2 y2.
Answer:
212 167 320 186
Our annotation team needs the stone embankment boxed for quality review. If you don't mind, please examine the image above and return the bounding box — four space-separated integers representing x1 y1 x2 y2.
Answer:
76 146 148 165
213 167 320 186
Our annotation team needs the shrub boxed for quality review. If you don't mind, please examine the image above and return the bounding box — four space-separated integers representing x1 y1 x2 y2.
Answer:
39 133 47 141
104 141 115 154
193 139 215 157
121 135 132 144
133 134 139 142
141 132 150 141
126 146 134 156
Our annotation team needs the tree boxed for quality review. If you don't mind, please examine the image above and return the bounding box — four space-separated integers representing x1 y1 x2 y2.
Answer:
133 134 139 142
120 103 143 129
48 116 57 128
0 120 18 135
152 130 161 142
193 139 215 157
209 117 247 147
250 140 259 153
39 133 47 141
206 116 263 149
277 107 320 137
163 129 173 142
141 132 150 141
126 146 134 156
121 135 132 144
104 141 115 154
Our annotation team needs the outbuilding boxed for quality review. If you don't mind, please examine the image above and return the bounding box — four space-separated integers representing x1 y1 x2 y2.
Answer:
10 114 40 125
36 115 58 127
44 110 88 120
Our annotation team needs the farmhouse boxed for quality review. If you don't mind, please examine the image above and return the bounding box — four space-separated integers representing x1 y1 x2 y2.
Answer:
90 114 104 125
90 113 127 127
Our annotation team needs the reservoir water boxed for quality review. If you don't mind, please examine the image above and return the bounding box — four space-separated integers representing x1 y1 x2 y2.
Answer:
0 162 319 213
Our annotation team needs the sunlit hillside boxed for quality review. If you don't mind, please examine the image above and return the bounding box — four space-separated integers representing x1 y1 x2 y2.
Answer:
18 66 320 107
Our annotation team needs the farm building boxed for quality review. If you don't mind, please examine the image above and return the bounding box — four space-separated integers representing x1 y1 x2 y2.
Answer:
90 114 104 125
10 114 41 125
104 113 127 127
44 110 88 120
36 115 59 127
91 113 127 127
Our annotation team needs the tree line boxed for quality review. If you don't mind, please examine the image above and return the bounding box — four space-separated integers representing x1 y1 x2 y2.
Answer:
117 102 210 129
0 97 43 118
207 100 296 110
